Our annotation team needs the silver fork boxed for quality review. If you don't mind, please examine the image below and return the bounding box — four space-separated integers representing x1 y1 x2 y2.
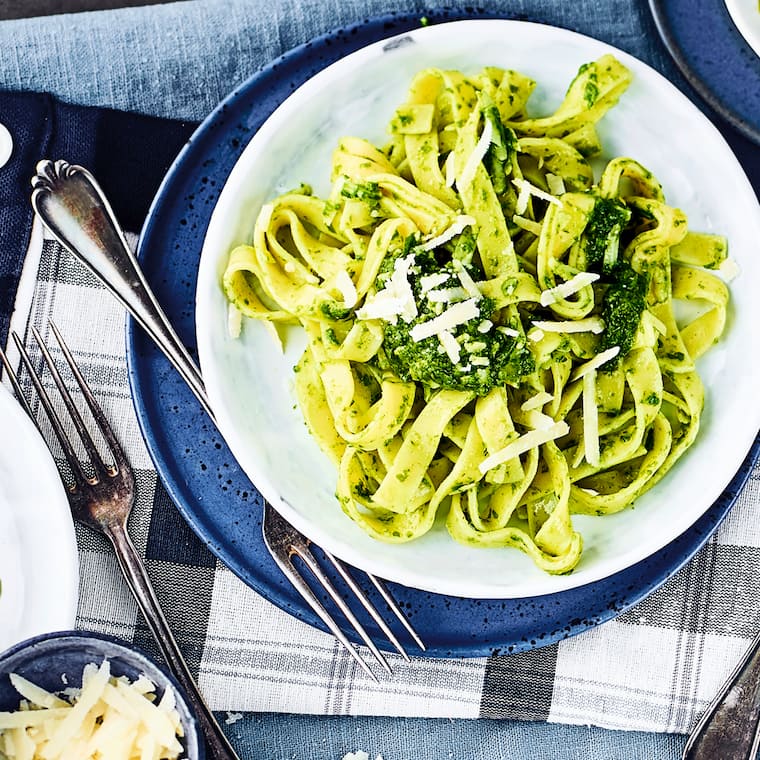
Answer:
0 322 239 759
30 159 425 679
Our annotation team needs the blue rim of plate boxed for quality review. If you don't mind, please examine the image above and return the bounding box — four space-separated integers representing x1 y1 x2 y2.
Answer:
649 0 760 146
128 8 760 657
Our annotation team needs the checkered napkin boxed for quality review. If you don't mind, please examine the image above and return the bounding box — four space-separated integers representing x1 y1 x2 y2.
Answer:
1 87 759 736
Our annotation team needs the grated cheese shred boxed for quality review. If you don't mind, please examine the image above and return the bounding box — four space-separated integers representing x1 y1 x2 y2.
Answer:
582 369 600 467
457 118 494 191
420 215 476 251
571 346 621 381
540 272 600 306
0 661 184 760
409 298 480 342
479 421 570 474
531 317 605 334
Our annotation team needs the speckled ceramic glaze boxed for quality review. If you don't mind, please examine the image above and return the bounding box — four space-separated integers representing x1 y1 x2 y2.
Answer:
650 0 760 146
128 9 760 655
0 630 204 760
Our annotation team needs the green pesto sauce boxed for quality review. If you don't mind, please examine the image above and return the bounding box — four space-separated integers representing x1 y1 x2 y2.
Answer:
340 179 382 210
584 196 631 270
584 75 599 108
380 247 534 393
320 301 352 321
599 260 647 368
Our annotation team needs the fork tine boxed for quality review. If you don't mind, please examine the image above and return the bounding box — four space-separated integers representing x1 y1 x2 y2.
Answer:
0 343 34 420
293 542 393 676
323 551 412 662
265 544 381 683
365 573 427 652
262 504 395 679
46 320 129 472
29 324 109 479
9 330 87 486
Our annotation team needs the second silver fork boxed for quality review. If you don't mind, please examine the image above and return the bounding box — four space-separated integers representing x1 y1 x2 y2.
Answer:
0 322 239 759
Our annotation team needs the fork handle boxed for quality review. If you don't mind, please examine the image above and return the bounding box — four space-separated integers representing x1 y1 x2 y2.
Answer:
105 521 240 760
30 160 214 420
682 628 760 759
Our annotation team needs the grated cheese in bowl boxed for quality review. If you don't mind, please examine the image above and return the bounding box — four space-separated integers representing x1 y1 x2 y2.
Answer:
0 660 186 760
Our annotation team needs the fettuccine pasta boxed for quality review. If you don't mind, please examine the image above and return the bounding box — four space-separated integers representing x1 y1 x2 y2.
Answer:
223 55 732 575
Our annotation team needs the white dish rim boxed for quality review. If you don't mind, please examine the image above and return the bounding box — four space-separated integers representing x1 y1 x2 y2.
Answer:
0 382 79 650
725 0 760 59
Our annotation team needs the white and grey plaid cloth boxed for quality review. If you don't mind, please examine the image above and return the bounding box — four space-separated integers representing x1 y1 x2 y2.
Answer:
2 219 757 735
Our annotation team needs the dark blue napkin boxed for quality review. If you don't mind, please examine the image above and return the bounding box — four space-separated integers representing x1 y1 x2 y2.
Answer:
0 91 196 347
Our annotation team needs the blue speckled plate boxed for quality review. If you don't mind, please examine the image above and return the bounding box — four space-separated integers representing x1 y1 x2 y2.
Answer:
128 9 760 656
649 0 760 146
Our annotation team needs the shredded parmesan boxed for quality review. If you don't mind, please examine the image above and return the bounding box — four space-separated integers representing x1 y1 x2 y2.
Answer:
521 392 554 411
497 326 520 338
420 272 450 294
420 215 477 251
719 257 740 282
571 346 621 381
438 330 461 364
409 298 480 341
457 119 493 191
477 319 493 334
582 369 600 467
427 286 468 303
514 179 531 216
528 327 545 342
479 421 570 474
334 269 358 308
355 254 417 324
539 272 600 306
452 259 482 300
526 410 558 430
512 178 563 214
546 173 566 196
531 317 605 334
0 661 184 760
444 151 457 188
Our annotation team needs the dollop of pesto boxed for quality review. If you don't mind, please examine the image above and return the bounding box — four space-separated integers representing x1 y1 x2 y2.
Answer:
380 246 534 394
598 260 647 368
584 196 631 271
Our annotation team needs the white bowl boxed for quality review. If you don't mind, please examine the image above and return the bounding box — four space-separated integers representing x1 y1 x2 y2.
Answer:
725 0 760 58
196 19 760 599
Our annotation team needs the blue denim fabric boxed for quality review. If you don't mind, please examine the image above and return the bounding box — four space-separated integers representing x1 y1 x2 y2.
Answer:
0 1 734 757
221 712 687 759
0 0 687 121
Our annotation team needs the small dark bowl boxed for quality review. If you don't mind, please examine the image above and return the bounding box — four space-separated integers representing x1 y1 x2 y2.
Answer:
0 630 204 760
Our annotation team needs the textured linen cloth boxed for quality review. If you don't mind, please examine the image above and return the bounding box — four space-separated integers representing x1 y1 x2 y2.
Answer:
0 0 759 752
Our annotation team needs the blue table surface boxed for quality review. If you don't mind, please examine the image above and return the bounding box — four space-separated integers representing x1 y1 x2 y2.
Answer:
1 0 753 756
